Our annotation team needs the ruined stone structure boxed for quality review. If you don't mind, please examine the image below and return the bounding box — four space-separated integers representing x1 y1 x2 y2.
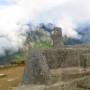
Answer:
43 48 90 69
51 27 63 48
23 47 90 84
21 27 90 90
23 49 50 84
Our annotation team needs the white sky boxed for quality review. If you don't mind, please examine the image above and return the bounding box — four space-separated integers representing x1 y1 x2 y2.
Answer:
0 0 90 38
0 0 90 55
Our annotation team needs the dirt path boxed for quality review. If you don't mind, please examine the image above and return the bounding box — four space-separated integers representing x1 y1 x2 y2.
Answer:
0 66 24 90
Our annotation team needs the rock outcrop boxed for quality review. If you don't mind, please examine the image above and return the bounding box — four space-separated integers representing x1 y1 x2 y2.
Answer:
51 27 63 48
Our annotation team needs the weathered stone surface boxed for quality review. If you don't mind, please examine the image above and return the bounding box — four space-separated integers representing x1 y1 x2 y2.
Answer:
76 76 90 89
23 49 50 84
43 48 90 68
22 46 90 89
14 76 90 90
51 27 63 48
80 54 90 68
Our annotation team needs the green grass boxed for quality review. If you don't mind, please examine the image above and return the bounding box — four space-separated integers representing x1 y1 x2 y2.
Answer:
32 41 52 49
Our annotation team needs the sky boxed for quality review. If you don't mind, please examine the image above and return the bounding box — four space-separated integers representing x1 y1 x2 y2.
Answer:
0 0 90 56
0 0 15 5
0 0 90 37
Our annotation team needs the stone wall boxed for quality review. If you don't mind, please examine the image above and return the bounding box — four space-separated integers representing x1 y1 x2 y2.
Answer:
15 76 90 90
23 49 50 84
43 48 90 68
23 46 90 85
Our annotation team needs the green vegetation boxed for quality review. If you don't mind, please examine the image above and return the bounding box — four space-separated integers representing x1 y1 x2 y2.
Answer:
32 41 52 49
11 41 52 64
10 51 26 64
15 52 25 61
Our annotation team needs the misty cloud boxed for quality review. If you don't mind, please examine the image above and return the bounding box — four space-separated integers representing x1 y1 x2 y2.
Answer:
0 0 90 56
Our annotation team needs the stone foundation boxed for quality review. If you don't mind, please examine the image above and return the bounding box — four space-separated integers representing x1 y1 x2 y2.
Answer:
15 76 90 90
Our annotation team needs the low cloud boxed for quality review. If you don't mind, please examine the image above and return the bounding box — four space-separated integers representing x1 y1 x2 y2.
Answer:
0 0 90 56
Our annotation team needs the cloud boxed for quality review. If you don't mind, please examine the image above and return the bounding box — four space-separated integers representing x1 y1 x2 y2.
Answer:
0 4 29 56
61 0 90 22
57 15 81 38
56 0 90 38
0 0 90 56
33 0 90 38
16 0 90 38
15 0 67 23
0 0 68 56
